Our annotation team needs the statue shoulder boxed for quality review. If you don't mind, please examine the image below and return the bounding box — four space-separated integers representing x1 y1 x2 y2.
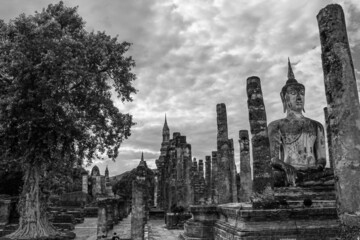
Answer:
268 119 284 134
304 117 324 131
268 119 284 129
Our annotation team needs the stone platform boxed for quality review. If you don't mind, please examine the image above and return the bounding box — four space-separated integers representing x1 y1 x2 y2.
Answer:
182 186 340 240
215 203 339 240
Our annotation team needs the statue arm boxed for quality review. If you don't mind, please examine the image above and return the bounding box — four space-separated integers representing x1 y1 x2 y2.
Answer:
268 121 282 166
268 120 297 186
315 122 327 169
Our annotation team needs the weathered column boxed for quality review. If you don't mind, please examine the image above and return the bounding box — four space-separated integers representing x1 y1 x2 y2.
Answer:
113 202 119 223
324 107 334 169
318 4 360 227
154 175 158 207
131 177 145 240
192 158 198 171
239 130 252 202
205 156 211 199
229 139 238 203
106 201 114 229
246 77 273 194
97 201 108 239
184 144 194 208
211 151 218 203
198 159 204 178
82 174 88 194
215 103 238 203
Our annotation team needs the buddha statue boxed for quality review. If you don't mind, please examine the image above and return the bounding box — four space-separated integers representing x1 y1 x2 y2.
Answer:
268 59 333 187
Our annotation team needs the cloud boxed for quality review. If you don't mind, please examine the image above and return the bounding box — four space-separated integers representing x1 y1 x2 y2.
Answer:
2 1 360 176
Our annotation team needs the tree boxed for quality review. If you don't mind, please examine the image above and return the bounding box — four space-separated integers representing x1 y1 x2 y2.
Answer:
0 2 136 239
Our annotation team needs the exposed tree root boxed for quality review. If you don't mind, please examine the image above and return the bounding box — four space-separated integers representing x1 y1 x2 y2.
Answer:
5 164 62 239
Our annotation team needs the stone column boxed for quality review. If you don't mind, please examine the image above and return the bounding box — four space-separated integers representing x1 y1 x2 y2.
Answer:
113 202 119 223
82 174 88 194
184 144 194 208
324 107 334 169
100 176 106 195
318 4 360 226
106 201 114 229
205 156 211 199
97 201 108 239
154 175 158 207
246 76 273 194
131 177 145 240
192 158 198 171
198 159 204 179
211 151 218 203
239 130 252 202
229 139 238 203
215 103 237 204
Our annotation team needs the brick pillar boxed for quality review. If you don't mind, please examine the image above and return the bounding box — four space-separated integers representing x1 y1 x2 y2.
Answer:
246 76 273 194
131 177 145 240
184 144 194 208
198 159 204 178
113 202 119 223
239 130 252 202
97 201 108 239
229 139 238 203
154 175 158 207
318 4 360 227
215 103 237 203
211 151 218 203
205 156 211 199
106 201 114 229
82 174 88 194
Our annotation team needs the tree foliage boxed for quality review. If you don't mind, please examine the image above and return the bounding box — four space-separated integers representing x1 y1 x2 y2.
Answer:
0 1 136 171
0 2 136 238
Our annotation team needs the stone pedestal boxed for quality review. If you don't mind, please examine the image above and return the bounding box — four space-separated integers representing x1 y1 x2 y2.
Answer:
318 4 360 227
214 202 340 240
183 205 218 240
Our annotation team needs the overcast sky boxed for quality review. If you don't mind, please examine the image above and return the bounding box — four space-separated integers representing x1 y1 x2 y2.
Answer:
2 0 360 176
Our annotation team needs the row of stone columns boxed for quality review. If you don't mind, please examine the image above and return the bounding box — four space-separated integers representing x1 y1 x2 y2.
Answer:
96 198 129 239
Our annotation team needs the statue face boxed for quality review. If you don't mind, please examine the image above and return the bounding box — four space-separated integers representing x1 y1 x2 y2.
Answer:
284 85 305 113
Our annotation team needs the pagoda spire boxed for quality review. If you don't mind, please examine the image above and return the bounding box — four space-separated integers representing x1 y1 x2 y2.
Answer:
163 114 169 131
138 151 147 168
162 114 170 142
287 57 295 80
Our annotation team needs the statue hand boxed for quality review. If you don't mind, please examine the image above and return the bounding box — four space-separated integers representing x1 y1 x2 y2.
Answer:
307 164 324 172
282 163 297 186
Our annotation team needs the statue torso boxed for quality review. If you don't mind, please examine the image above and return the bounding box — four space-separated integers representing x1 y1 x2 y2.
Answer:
278 117 319 170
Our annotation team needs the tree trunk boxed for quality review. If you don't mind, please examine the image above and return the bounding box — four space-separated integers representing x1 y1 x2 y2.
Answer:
7 163 59 239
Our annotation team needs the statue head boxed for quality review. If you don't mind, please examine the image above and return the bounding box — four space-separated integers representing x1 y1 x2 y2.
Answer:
280 59 305 113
